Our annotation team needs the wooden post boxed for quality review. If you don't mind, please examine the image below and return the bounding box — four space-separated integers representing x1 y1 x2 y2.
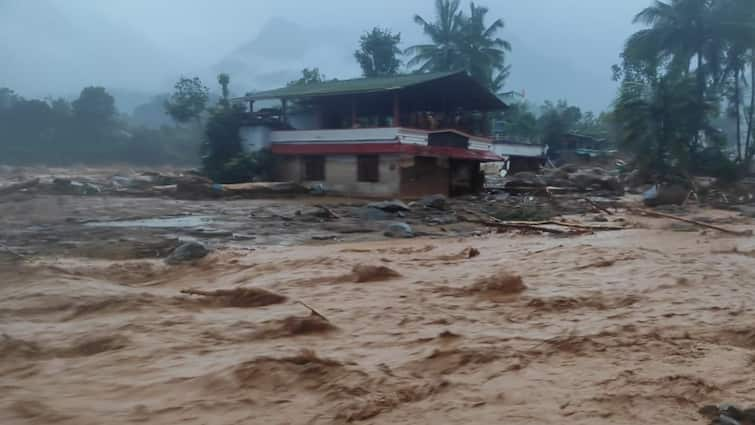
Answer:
314 104 323 128
393 93 401 127
281 99 288 126
351 96 358 128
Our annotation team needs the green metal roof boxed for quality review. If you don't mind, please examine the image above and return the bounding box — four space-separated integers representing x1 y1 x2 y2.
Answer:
244 71 464 101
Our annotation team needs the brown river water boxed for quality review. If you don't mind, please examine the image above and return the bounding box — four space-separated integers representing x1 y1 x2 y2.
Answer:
2 209 755 424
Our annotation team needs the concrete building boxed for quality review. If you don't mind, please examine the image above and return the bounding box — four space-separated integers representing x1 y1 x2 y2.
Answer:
236 72 507 198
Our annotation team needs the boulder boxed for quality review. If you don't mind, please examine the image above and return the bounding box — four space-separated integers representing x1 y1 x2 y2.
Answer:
367 200 411 213
165 241 209 265
384 222 414 238
643 184 689 207
418 194 448 210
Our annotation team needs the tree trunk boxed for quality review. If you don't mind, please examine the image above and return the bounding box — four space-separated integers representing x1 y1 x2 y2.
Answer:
735 67 742 161
745 59 755 170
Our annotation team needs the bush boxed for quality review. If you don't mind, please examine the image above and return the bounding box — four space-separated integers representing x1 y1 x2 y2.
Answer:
691 148 739 183
216 150 277 184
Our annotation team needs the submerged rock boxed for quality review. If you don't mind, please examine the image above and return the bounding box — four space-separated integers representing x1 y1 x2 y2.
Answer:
418 194 448 210
384 222 414 238
367 200 410 213
165 241 209 264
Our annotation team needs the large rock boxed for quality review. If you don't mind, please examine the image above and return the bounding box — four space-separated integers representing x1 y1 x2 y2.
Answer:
367 200 410 213
384 222 414 238
643 184 689 207
418 194 448 210
165 241 209 265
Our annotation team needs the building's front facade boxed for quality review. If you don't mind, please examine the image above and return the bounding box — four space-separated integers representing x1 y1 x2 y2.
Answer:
236 72 507 198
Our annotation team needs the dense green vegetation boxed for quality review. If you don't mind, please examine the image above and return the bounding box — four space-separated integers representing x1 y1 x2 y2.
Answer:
355 28 402 78
614 0 755 177
0 86 198 165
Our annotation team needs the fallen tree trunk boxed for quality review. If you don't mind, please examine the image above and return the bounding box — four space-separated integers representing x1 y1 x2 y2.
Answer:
502 220 626 231
297 301 331 323
459 210 576 235
631 208 753 236
0 178 40 196
583 197 614 215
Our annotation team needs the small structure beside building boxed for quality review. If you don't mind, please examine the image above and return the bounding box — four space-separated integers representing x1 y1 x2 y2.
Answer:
235 71 506 198
550 132 616 163
490 141 548 175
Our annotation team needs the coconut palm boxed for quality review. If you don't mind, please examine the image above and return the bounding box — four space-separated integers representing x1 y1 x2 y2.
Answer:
459 2 512 89
406 0 466 73
407 0 512 91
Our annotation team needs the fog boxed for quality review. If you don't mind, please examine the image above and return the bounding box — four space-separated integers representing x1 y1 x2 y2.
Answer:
2 0 650 113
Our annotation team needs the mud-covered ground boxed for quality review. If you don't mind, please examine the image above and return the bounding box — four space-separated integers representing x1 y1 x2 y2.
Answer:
2 168 755 424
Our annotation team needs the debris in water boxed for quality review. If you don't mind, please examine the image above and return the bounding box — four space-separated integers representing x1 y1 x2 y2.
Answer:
351 265 402 282
467 273 526 295
180 288 287 308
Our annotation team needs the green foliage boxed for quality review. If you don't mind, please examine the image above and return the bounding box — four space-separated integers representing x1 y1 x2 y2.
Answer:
287 68 327 87
538 100 584 152
201 103 277 183
201 104 245 180
691 147 739 182
614 75 717 175
496 101 537 142
164 77 209 124
0 86 199 165
407 0 511 91
217 73 231 106
615 0 755 177
72 87 116 125
354 27 402 77
217 150 278 184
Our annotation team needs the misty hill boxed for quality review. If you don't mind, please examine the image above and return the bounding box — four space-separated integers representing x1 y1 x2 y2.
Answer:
214 17 363 93
0 0 178 103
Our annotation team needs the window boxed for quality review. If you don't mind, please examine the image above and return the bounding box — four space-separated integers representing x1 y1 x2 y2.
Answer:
357 155 379 182
304 156 325 181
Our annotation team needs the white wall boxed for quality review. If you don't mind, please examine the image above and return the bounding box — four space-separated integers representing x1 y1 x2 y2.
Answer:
239 126 272 152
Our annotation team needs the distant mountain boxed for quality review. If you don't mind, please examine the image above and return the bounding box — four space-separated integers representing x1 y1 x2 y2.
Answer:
0 0 178 102
213 17 359 93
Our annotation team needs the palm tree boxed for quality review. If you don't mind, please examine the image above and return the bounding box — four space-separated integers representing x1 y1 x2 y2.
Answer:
406 0 512 91
459 2 512 90
405 0 465 73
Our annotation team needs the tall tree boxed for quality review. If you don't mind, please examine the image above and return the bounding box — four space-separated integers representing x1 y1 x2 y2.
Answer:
217 73 231 107
164 77 209 125
406 0 465 73
459 2 511 90
354 27 402 77
406 0 511 90
287 68 326 86
72 86 116 126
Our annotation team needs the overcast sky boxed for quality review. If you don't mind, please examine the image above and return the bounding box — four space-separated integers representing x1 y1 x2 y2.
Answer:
4 0 652 112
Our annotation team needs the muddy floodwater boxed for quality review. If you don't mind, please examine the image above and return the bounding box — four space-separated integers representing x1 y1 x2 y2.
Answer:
2 187 755 424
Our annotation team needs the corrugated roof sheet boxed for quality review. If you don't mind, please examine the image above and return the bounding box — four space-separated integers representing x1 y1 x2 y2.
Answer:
244 71 462 101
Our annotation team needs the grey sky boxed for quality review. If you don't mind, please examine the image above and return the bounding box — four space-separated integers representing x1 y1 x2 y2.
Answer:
4 0 652 112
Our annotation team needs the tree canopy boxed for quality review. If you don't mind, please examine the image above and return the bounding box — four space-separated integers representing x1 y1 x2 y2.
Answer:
164 77 209 124
407 0 511 91
615 0 755 176
354 27 402 78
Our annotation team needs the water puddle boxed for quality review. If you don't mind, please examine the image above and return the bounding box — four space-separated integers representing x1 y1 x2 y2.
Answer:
86 215 214 229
